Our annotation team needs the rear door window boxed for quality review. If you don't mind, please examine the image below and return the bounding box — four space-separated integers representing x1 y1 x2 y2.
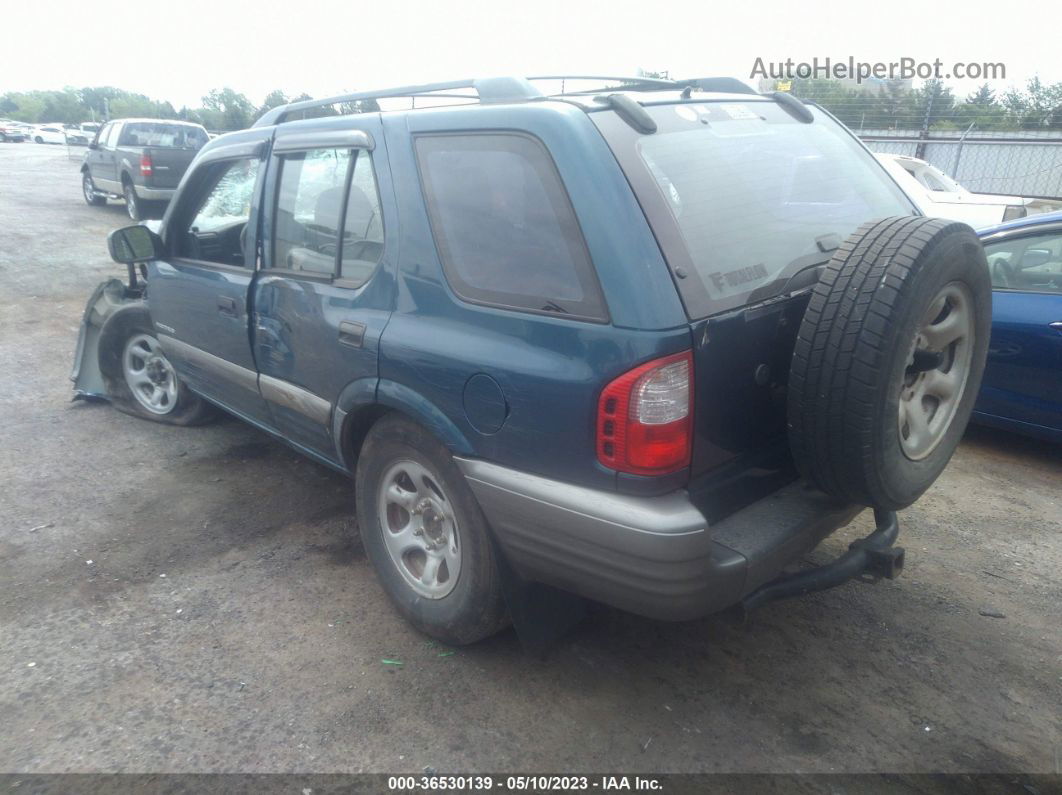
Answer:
271 148 385 283
415 133 606 321
273 148 351 275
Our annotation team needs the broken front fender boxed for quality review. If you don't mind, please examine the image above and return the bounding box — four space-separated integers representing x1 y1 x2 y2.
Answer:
70 279 147 401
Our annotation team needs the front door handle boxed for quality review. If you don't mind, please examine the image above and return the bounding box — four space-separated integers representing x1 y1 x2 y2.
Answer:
1050 321 1062 332
217 296 238 317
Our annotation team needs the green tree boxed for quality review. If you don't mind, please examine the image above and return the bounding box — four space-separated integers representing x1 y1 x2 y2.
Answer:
1003 77 1062 128
201 88 255 131
255 89 289 121
967 83 995 105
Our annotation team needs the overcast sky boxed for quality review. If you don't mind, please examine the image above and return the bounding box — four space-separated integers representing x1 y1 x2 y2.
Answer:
7 0 1059 108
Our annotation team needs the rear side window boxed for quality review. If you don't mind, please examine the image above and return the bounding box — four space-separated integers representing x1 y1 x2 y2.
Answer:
415 133 606 321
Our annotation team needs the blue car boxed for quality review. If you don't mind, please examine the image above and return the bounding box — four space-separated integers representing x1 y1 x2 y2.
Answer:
71 76 996 644
976 211 1062 442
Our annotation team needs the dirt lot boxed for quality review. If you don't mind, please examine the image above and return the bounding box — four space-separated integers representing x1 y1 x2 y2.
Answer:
0 143 1059 776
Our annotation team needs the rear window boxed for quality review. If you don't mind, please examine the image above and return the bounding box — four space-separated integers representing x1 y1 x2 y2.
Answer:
593 101 915 317
119 122 207 149
414 133 607 321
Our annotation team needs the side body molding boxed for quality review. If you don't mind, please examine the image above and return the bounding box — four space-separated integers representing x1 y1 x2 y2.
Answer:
157 334 258 394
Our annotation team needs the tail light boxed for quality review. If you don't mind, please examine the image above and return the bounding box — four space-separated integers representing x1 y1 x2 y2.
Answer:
596 350 693 476
1002 204 1027 222
139 154 153 177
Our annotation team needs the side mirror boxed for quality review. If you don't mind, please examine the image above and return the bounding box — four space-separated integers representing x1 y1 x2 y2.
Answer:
108 225 163 264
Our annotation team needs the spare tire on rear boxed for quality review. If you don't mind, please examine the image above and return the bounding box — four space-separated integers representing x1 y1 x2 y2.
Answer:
788 216 991 510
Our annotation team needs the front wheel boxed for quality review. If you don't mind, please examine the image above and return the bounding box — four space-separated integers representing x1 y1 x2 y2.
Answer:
82 172 106 206
355 416 509 645
34 136 43 144
106 321 214 425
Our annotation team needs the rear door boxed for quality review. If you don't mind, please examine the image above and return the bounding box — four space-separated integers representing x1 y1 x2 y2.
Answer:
978 225 1062 433
146 134 272 424
251 118 395 458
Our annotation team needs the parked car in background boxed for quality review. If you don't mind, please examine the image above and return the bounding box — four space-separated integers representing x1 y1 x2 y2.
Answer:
876 153 1060 227
0 121 27 142
975 211 1062 442
31 125 67 144
72 76 992 645
81 118 210 221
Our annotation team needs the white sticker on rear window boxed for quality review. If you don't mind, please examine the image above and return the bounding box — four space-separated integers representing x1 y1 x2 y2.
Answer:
718 104 760 120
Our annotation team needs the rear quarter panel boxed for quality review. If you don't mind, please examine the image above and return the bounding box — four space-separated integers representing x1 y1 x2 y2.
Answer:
378 104 689 492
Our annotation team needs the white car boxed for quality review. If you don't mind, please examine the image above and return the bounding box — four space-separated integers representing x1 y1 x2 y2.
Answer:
31 125 67 144
874 153 1059 228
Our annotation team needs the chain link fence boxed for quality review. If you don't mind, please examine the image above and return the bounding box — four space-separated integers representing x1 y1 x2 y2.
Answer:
860 129 1062 199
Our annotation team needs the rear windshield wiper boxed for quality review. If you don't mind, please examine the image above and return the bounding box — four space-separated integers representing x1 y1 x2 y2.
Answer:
541 300 570 314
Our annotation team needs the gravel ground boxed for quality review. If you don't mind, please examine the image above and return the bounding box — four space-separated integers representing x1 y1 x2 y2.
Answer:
0 143 1059 776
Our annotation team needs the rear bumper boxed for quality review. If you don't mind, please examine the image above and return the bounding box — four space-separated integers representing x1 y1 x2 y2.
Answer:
135 185 175 201
456 458 864 620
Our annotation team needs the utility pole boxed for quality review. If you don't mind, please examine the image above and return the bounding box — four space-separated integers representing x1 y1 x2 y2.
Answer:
915 84 935 159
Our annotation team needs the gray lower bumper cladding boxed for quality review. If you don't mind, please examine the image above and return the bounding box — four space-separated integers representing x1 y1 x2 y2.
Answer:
456 458 890 621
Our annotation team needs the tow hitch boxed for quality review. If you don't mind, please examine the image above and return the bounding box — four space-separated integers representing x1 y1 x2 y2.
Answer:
742 509 904 611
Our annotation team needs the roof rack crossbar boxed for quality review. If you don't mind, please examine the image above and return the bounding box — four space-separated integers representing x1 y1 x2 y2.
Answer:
526 74 679 87
252 74 763 129
254 77 542 127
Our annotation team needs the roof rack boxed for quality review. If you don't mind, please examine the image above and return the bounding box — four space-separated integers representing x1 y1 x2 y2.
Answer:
253 75 766 129
253 77 543 127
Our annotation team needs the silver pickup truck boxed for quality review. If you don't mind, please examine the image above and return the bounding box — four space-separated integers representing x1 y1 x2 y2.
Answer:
81 118 209 221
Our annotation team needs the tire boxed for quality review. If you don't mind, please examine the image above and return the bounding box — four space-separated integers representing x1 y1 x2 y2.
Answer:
355 416 509 645
102 315 215 426
123 181 141 221
82 172 106 206
34 136 43 144
788 216 991 510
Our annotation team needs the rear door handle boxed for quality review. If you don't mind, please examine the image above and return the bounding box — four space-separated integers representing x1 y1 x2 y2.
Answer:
338 321 366 348
217 296 238 317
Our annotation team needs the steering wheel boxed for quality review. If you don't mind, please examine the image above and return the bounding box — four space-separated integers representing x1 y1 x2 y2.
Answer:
991 260 1012 288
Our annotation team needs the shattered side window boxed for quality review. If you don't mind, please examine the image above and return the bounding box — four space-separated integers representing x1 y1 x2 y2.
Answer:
175 158 260 266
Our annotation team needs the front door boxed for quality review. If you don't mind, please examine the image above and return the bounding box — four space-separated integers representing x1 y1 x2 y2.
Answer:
147 137 272 424
252 119 395 459
89 123 118 192
979 225 1062 434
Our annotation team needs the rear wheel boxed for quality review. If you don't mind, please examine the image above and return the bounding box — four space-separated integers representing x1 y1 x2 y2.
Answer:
34 136 43 144
788 216 991 510
82 172 105 206
355 416 509 645
123 181 141 221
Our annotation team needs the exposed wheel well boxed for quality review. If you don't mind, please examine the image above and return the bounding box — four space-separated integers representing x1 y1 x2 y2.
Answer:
96 304 153 386
340 404 395 471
